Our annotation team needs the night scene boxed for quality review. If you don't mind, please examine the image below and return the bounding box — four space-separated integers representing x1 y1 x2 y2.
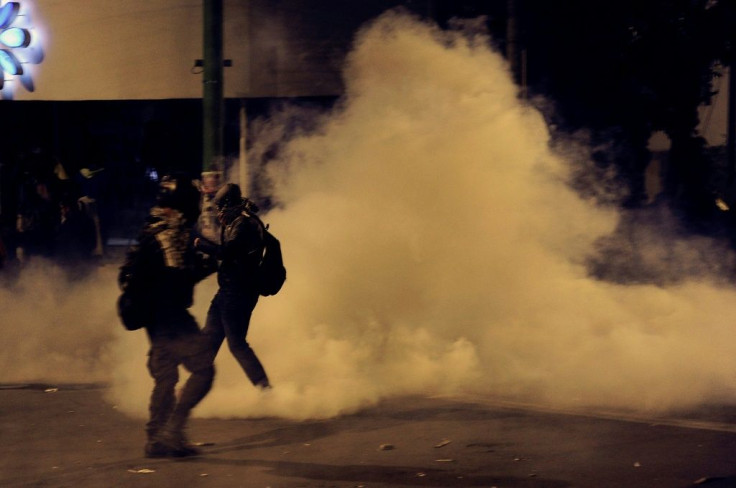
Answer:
1 1 735 487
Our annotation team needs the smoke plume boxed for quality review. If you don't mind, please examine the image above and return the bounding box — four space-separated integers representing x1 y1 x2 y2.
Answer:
4 10 736 421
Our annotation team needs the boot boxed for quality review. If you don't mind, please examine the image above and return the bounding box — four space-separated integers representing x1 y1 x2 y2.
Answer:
144 427 173 458
159 429 201 457
255 378 272 390
144 439 173 458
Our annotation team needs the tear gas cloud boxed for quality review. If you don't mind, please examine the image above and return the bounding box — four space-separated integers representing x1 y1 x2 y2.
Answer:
4 10 736 420
0 263 118 383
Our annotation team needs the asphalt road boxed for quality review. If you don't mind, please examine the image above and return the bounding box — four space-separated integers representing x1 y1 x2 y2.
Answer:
1 384 735 488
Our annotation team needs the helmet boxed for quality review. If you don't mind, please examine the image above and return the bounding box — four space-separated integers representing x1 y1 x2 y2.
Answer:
157 174 201 223
213 183 243 210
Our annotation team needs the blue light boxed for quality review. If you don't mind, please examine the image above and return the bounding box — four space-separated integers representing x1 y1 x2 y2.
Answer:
0 27 29 48
0 2 19 29
0 49 21 75
0 1 43 99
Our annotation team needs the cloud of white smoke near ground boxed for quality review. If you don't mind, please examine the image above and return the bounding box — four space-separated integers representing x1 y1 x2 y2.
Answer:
5 10 736 421
190 10 736 418
0 262 119 383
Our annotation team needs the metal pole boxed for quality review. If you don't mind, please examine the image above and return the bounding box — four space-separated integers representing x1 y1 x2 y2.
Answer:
729 65 736 185
506 0 519 85
239 100 248 194
203 0 224 173
198 0 224 242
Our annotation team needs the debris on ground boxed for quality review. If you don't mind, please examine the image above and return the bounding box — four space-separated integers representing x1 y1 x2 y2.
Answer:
693 477 736 485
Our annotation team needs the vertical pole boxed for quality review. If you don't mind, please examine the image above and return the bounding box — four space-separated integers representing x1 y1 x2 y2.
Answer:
199 0 224 242
728 65 736 185
203 0 224 172
728 2 736 188
520 48 528 100
239 100 249 194
506 0 519 85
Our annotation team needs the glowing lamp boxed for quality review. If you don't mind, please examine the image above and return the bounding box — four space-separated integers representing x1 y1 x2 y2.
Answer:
0 1 42 98
0 2 19 29
0 49 22 75
0 27 29 48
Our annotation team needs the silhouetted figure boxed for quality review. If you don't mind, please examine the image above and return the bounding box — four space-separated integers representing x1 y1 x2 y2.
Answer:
55 195 97 279
76 163 106 257
118 174 216 458
196 183 271 390
15 147 67 262
0 157 20 272
16 177 58 260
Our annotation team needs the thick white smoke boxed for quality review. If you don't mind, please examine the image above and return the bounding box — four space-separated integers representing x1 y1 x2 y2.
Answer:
4 10 736 421
190 10 736 418
0 262 119 383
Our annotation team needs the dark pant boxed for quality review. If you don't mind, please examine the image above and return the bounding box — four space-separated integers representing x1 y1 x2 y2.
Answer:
203 289 269 386
146 317 215 440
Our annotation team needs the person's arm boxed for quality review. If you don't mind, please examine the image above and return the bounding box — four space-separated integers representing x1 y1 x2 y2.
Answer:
194 236 221 258
192 249 218 282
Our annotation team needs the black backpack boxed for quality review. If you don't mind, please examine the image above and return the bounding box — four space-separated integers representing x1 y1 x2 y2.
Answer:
116 243 154 331
254 218 286 296
117 286 152 331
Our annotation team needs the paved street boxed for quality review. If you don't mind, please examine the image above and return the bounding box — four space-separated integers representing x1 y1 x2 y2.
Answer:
1 384 735 488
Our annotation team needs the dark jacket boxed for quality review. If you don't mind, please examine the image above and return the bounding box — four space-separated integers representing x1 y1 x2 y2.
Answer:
119 207 215 337
197 210 264 293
